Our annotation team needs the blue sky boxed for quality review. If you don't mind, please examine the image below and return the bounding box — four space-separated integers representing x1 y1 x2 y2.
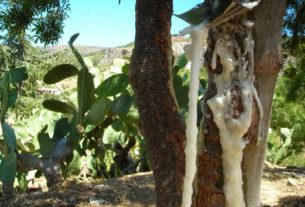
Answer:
55 0 202 47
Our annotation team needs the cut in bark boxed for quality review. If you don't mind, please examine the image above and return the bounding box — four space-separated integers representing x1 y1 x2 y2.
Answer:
193 0 286 206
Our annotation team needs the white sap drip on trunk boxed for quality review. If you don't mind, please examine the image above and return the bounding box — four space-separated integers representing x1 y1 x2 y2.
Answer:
207 28 257 207
180 23 208 207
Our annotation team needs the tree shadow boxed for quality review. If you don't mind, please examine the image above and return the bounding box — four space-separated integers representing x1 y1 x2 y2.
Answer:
279 196 305 207
0 172 156 207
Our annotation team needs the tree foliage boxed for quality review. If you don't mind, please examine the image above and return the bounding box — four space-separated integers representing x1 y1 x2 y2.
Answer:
0 0 70 46
268 43 305 166
284 0 305 51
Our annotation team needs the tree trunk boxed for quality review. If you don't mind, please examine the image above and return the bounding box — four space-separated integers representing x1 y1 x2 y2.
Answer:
130 0 186 206
243 1 286 206
193 0 286 206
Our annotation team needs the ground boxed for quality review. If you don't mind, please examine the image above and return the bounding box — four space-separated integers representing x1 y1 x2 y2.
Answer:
1 167 304 207
262 166 305 207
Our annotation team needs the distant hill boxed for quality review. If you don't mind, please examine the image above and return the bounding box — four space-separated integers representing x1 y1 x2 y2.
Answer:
37 36 190 62
38 45 107 56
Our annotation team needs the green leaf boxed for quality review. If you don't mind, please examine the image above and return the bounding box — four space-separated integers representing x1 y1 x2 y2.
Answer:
96 74 129 97
17 173 27 193
123 121 139 137
77 68 95 120
38 126 53 157
173 75 183 87
26 142 37 152
200 79 207 90
9 67 28 83
119 108 140 137
0 72 10 121
103 126 123 144
53 118 69 143
68 116 81 142
43 99 75 115
8 89 18 108
122 64 130 74
274 148 286 165
175 54 188 70
110 95 133 116
199 80 206 95
86 98 109 126
67 150 82 175
43 64 79 84
173 75 189 108
2 122 17 152
120 107 139 127
69 33 80 45
267 142 274 150
0 151 17 185
111 120 124 131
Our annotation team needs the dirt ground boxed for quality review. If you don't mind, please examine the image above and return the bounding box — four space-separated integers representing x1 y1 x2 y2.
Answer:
0 167 304 207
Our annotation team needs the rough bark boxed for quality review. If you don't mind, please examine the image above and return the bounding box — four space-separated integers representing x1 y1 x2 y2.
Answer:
193 19 255 207
243 1 286 206
193 0 286 206
129 0 186 206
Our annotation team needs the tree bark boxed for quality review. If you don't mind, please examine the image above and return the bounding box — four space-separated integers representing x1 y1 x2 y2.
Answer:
243 1 286 206
193 0 286 206
130 0 186 206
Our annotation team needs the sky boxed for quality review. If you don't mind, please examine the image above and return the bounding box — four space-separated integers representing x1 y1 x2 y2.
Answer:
55 0 203 47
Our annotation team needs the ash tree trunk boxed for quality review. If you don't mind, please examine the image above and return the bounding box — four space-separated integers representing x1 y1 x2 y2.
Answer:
243 1 286 206
193 0 286 206
130 0 186 206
